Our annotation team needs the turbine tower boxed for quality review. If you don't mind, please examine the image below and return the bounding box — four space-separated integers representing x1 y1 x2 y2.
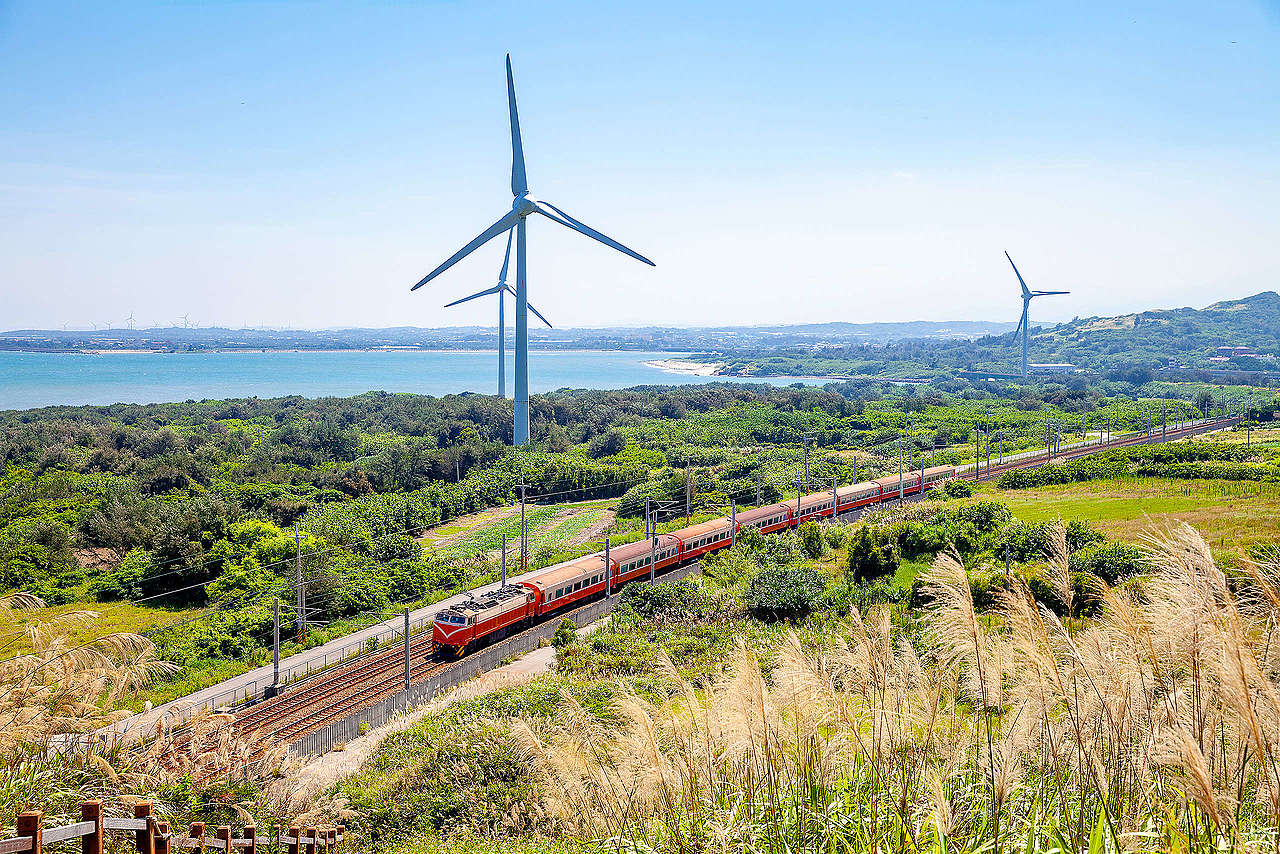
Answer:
1005 251 1068 379
443 229 553 398
410 55 655 445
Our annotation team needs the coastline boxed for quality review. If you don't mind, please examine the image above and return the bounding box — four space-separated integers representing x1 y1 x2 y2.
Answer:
643 358 726 377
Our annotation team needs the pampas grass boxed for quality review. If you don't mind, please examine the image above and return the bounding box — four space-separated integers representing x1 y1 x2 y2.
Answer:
504 521 1280 853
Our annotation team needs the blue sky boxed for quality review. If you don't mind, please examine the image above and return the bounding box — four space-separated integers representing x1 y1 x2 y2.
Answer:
2 0 1277 330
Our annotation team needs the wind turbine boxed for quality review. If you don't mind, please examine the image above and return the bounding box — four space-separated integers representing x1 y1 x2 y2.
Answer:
409 55 655 445
1005 251 1068 379
443 229 552 398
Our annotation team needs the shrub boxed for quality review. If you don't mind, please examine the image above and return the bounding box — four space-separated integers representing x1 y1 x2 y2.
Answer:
620 578 715 622
798 520 825 560
551 618 577 649
847 526 900 583
1069 541 1146 584
744 565 825 621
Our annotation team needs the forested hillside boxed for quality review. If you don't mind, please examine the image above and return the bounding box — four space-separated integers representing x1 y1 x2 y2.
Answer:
712 291 1280 379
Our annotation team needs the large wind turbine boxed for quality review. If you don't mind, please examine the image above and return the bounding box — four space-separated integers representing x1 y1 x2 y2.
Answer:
410 55 655 445
443 229 553 398
1005 251 1068 378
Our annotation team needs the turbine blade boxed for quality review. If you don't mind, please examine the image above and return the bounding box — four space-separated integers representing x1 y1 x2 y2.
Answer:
1005 250 1031 298
497 228 514 286
444 283 505 308
507 55 527 196
536 200 655 266
411 211 519 291
1033 290 1070 296
527 301 554 329
504 286 554 328
1013 314 1024 339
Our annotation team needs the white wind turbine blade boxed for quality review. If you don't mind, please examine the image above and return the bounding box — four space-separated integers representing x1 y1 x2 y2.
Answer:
1005 251 1031 298
507 55 527 196
505 286 553 328
411 211 520 290
497 228 514 286
444 284 506 308
535 200 655 266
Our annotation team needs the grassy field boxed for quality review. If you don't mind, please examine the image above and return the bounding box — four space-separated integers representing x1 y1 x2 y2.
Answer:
982 477 1280 547
0 599 205 653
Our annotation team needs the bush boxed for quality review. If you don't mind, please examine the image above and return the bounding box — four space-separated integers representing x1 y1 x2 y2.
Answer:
551 618 577 649
1069 541 1145 584
847 526 900 583
939 479 975 499
744 565 825 621
619 578 715 622
798 520 825 560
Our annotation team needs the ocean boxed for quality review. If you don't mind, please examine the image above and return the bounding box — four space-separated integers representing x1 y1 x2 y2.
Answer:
0 350 827 410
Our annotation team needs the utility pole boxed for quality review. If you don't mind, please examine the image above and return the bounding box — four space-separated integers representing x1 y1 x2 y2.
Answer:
803 409 811 493
897 437 904 505
685 453 691 524
272 597 280 689
731 501 737 545
501 532 507 587
1162 403 1167 439
519 482 527 574
795 479 803 521
755 472 762 508
294 523 304 643
604 537 612 595
403 607 411 690
649 529 656 582
831 476 838 520
645 497 652 539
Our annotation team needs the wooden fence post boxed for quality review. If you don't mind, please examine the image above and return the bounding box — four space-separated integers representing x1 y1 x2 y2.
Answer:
335 826 345 846
16 810 42 854
216 827 230 854
303 826 316 854
155 821 171 854
328 828 337 849
286 825 299 854
243 825 256 854
81 800 103 854
135 802 155 854
189 822 205 853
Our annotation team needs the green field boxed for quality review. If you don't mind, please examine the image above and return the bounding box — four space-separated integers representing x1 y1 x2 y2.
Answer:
980 477 1280 547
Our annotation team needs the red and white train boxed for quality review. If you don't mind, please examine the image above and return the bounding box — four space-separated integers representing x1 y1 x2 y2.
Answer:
432 465 956 653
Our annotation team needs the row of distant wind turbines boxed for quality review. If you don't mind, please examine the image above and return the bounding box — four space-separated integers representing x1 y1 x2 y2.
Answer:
409 56 1067 446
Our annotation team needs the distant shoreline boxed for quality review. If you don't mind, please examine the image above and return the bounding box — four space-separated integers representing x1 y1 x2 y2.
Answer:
643 358 726 376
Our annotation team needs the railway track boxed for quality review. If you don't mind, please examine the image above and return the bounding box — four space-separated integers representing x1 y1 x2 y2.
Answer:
158 415 1238 769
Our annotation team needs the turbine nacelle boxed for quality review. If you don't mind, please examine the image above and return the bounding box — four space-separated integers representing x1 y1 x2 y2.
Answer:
513 194 540 217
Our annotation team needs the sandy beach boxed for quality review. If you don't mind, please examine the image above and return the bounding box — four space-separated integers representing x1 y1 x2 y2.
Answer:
643 358 725 376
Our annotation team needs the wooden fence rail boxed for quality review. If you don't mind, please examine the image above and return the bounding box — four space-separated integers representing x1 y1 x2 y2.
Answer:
2 802 342 854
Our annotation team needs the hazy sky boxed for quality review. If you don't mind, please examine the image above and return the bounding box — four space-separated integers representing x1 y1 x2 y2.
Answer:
2 0 1278 331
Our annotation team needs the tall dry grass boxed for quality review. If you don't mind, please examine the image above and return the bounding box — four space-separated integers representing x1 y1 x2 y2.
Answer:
511 521 1280 853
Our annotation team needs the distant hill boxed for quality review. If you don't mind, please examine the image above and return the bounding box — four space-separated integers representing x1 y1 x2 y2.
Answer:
1032 291 1280 372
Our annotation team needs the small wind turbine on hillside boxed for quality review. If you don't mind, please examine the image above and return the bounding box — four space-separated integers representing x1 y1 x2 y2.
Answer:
443 228 553 398
1006 251 1069 378
409 55 655 445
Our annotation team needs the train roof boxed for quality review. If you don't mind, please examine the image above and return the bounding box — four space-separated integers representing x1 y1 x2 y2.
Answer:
522 554 609 591
608 533 681 561
735 502 792 523
836 480 882 497
923 465 955 476
873 472 919 488
799 490 837 508
674 518 732 540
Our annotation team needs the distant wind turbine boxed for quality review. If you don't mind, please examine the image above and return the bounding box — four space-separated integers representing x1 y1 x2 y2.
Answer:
443 229 552 398
1006 251 1069 378
409 55 655 445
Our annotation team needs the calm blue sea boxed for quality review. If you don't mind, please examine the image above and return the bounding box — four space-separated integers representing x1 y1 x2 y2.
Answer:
0 350 827 410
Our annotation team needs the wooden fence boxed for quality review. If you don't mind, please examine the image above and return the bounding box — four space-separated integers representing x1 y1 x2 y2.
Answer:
2 802 344 854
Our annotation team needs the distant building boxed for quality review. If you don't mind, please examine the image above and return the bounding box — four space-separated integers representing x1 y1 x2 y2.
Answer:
1216 345 1256 357
1029 363 1076 373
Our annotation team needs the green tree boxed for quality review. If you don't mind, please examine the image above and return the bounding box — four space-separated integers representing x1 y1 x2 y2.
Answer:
847 526 900 583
